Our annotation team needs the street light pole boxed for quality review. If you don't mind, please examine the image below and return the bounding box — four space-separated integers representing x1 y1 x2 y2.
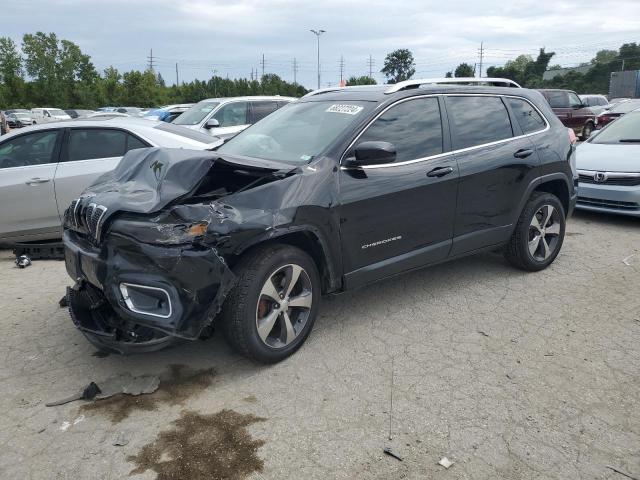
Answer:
310 29 325 90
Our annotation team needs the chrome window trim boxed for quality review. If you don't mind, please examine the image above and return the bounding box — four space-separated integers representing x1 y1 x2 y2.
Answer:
340 93 550 170
119 283 173 319
577 169 640 178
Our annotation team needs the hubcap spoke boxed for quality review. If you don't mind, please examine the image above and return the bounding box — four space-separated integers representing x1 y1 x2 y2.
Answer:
288 291 312 309
528 235 541 256
541 205 555 229
530 215 542 232
545 222 560 236
257 310 280 342
283 265 302 299
541 237 551 259
281 311 296 345
260 278 281 302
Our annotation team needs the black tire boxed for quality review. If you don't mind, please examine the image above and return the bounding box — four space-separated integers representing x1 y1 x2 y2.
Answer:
221 244 321 363
504 191 566 271
581 122 593 140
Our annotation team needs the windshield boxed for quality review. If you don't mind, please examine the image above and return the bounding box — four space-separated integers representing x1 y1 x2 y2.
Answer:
15 113 31 119
610 100 640 114
591 112 640 144
48 109 67 116
218 101 373 164
173 101 220 125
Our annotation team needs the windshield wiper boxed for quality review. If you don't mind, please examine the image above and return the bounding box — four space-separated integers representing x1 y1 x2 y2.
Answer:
619 138 640 143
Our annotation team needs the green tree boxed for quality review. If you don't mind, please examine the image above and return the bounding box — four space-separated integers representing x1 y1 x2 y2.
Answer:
0 37 25 107
22 32 60 104
345 75 377 86
592 49 618 65
445 71 452 78
381 49 415 84
454 63 474 77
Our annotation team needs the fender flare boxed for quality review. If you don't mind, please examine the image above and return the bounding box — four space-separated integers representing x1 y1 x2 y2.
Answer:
234 225 341 293
512 173 573 226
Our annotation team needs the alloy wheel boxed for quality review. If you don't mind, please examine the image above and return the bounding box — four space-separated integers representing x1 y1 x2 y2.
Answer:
528 204 561 261
255 264 313 349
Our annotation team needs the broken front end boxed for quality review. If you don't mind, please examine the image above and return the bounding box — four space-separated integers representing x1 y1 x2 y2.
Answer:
63 148 298 353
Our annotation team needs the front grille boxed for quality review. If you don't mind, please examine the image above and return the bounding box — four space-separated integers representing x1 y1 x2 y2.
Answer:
577 196 640 211
579 174 640 186
68 198 108 242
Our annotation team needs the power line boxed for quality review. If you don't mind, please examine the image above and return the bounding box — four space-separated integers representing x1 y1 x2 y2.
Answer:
478 41 484 78
261 53 265 79
339 55 345 83
367 54 375 80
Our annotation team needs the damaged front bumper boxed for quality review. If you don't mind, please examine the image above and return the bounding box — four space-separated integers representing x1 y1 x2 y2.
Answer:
64 230 235 354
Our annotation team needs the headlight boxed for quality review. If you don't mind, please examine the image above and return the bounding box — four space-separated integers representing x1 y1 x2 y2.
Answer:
110 218 210 245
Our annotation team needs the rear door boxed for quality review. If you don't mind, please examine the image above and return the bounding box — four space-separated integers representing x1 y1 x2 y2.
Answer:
53 128 148 216
0 129 63 241
445 95 542 255
249 101 279 123
339 96 459 288
568 91 593 131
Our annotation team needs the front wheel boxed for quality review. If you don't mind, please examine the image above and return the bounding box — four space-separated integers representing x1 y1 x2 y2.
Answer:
504 192 566 271
222 244 321 363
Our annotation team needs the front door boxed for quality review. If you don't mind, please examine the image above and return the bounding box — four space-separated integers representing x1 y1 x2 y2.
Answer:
0 130 62 242
339 96 458 288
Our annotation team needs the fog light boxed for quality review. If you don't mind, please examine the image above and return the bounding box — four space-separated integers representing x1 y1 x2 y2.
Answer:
119 283 172 318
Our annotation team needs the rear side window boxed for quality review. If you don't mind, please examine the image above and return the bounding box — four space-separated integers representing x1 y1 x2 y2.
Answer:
545 91 569 108
251 101 278 122
127 134 148 151
447 96 513 150
67 129 127 161
506 98 546 134
0 131 60 169
356 97 443 162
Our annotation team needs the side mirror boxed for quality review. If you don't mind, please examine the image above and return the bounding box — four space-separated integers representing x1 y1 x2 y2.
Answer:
204 118 220 129
345 141 396 167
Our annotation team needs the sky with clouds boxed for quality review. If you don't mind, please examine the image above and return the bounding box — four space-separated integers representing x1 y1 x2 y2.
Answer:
3 0 640 88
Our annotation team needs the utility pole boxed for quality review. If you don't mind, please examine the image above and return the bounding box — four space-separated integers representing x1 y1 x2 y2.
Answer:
212 69 217 97
261 54 265 80
367 54 375 80
339 55 345 83
292 58 299 85
175 63 179 86
147 49 155 71
310 29 326 89
621 58 626 71
478 41 484 78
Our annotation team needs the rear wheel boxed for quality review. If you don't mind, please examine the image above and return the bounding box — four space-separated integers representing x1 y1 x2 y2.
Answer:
222 244 320 363
504 192 566 271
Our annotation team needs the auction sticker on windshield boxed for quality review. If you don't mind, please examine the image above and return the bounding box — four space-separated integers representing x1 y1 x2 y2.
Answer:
326 104 364 115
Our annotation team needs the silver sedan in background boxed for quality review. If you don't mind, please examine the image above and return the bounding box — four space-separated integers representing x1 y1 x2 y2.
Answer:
576 109 640 216
0 116 221 245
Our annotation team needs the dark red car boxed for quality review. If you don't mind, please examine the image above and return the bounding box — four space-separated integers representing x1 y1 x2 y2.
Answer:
595 98 640 129
537 89 597 139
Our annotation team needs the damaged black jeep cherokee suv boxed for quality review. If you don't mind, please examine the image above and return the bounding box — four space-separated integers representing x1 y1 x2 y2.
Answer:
63 80 577 363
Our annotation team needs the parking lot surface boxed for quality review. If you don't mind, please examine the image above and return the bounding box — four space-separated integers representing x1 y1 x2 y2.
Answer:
1 210 639 480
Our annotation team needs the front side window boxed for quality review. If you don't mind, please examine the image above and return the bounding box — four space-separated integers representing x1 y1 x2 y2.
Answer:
0 131 60 169
568 93 582 108
447 96 513 150
355 97 443 162
67 129 127 161
507 98 546 134
173 101 220 126
213 102 249 127
218 100 374 164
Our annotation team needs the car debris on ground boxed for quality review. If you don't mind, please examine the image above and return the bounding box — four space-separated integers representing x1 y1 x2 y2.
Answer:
45 374 160 407
383 447 403 462
438 457 454 469
14 255 31 268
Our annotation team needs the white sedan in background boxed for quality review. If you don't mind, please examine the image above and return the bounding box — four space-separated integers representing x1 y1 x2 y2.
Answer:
576 109 640 216
0 117 221 245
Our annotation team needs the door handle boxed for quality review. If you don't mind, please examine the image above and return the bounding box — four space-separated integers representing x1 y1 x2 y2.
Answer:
513 149 534 159
426 166 454 178
25 177 51 185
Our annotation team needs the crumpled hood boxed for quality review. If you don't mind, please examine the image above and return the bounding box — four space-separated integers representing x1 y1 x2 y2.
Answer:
577 142 640 172
79 148 288 218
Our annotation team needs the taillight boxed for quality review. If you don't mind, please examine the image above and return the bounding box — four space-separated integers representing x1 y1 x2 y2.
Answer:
599 115 612 123
568 128 577 145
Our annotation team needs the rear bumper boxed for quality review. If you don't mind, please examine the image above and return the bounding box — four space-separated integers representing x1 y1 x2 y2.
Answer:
576 183 640 216
64 230 235 353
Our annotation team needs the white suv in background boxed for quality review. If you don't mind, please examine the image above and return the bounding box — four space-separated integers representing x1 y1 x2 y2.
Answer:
31 108 72 123
173 96 295 137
